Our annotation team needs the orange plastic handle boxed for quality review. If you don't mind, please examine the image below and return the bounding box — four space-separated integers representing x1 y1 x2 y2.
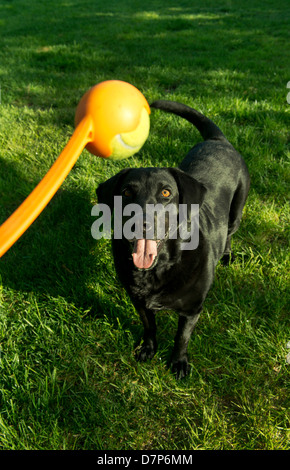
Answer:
0 115 93 258
0 80 149 258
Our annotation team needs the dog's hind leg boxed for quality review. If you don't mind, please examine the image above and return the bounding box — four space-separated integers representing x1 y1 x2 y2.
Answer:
221 235 235 265
222 179 250 265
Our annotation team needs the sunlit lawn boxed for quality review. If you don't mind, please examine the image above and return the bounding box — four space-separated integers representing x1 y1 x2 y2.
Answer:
0 0 289 450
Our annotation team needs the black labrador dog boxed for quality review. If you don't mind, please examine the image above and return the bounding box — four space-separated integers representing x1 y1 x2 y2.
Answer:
96 100 250 379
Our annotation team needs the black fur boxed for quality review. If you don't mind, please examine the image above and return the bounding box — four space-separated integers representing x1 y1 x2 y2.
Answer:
96 100 250 379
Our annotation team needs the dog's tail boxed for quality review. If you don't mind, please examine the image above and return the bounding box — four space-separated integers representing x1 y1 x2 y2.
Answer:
150 100 227 142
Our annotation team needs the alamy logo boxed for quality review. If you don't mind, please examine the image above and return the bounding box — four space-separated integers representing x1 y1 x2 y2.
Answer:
287 81 290 104
91 196 200 250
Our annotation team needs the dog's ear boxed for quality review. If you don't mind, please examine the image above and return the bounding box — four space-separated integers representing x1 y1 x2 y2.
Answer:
96 168 131 210
168 168 206 207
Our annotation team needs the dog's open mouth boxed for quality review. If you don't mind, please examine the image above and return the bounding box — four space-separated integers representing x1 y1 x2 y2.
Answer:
132 239 163 270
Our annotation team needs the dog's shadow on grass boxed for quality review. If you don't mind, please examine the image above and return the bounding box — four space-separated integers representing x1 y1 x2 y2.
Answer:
0 157 120 319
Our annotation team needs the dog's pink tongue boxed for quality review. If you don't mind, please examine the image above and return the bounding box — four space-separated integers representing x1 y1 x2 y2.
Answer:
133 239 157 269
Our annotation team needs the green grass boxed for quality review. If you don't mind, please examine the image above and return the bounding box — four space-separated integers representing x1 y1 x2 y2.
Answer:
0 0 289 450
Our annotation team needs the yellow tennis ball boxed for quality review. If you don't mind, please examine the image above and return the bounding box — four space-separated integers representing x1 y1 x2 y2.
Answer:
110 108 150 159
75 80 151 159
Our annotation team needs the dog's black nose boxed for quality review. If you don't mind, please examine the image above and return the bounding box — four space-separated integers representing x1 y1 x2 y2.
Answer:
143 219 154 238
143 220 152 230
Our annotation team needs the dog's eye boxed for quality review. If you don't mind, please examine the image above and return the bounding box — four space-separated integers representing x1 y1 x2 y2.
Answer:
161 189 171 198
123 188 132 197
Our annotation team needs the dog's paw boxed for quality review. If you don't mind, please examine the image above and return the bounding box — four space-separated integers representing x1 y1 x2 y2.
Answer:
135 338 157 362
171 355 190 380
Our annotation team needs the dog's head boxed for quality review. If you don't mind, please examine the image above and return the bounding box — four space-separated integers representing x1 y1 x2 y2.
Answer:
96 167 206 270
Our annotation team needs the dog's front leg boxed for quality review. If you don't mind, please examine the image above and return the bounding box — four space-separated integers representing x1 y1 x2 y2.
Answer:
171 312 200 379
135 307 157 362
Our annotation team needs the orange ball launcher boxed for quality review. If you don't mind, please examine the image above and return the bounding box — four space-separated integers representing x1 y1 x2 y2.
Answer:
0 80 150 258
